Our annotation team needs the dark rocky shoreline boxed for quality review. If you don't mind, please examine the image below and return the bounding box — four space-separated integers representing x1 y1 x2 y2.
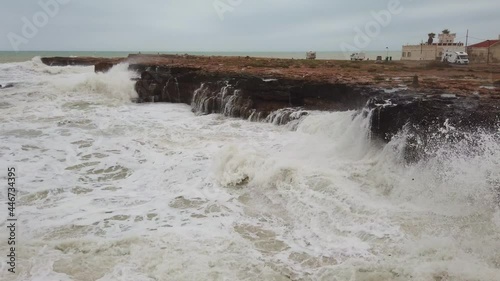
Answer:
40 56 500 160
132 65 498 138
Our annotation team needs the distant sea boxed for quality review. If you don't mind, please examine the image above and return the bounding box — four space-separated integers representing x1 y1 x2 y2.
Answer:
0 51 402 63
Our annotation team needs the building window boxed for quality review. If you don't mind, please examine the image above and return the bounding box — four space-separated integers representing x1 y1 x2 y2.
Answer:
402 52 406 57
408 52 411 58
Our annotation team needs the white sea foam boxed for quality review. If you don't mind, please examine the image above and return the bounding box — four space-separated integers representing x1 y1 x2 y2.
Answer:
0 59 499 281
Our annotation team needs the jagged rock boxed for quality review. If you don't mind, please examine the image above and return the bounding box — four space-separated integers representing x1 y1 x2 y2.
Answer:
412 75 419 87
368 91 500 161
0 83 13 89
94 62 115 73
368 91 499 141
41 57 123 67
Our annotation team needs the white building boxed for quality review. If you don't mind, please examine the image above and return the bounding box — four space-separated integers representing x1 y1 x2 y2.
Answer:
401 33 465 61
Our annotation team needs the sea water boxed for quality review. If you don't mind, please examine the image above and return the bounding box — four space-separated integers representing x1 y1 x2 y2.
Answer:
0 51 403 64
0 58 499 281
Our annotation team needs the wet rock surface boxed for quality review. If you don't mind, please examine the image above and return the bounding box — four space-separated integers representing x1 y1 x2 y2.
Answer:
0 83 14 89
94 62 115 73
368 91 500 161
41 57 123 68
368 92 500 141
133 66 381 122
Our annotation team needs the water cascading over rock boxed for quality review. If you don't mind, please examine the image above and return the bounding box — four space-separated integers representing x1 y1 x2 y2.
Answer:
132 65 500 161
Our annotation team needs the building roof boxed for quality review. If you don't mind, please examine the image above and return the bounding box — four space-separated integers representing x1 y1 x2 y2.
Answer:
468 40 500 48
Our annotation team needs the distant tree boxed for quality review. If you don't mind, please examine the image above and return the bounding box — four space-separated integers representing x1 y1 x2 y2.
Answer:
442 29 451 34
427 33 436 45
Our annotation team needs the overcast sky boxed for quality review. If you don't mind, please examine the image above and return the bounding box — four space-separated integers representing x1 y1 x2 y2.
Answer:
1 0 499 52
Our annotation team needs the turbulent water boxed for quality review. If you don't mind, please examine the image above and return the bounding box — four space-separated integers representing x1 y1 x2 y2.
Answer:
0 58 499 281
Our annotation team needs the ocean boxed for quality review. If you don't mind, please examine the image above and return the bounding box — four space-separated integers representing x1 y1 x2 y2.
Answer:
0 51 403 64
0 58 499 281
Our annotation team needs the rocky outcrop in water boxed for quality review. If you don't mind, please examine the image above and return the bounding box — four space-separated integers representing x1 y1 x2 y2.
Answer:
41 57 123 67
94 62 115 73
368 91 500 161
0 83 14 89
368 92 500 141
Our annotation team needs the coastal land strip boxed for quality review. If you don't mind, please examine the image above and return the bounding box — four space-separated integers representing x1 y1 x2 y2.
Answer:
40 54 500 160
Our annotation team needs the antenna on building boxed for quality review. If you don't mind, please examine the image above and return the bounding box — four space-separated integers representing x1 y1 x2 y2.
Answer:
465 29 469 48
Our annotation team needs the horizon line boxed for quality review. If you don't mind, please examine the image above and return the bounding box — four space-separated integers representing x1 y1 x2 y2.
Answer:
0 50 402 53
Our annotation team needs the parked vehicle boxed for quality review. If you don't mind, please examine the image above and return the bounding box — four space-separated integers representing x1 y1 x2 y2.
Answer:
350 52 366 61
306 51 317 60
442 50 469 65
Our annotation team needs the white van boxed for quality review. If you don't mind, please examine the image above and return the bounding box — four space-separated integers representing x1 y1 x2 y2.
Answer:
350 52 366 61
442 50 469 65
306 51 317 60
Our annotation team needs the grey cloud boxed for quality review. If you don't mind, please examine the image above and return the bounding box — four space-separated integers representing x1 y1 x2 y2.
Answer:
0 0 498 52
